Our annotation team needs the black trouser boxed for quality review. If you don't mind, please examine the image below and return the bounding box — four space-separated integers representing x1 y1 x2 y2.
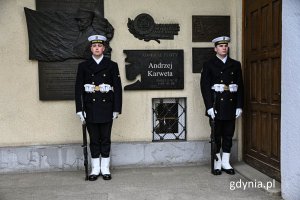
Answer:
210 119 235 153
86 122 113 158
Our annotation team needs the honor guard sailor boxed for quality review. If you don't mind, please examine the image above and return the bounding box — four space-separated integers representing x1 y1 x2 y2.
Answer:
200 36 244 175
75 34 122 181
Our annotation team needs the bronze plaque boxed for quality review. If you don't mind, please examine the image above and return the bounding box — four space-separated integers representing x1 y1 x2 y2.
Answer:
192 16 230 42
33 0 105 100
124 50 184 90
128 13 180 43
192 48 215 73
38 60 81 100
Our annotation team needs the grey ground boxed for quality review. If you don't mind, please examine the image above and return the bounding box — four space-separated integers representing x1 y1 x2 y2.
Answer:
0 163 282 200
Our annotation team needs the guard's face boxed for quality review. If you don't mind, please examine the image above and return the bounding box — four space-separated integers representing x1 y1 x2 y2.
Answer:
91 43 105 57
214 43 229 57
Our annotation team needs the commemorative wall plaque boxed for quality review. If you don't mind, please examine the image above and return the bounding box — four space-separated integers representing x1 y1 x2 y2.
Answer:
38 60 78 100
192 16 230 42
124 50 184 90
128 13 180 43
24 0 113 100
192 48 215 73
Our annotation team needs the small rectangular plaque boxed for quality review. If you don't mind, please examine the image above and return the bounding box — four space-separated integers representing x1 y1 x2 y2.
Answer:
192 48 215 73
38 60 80 100
192 16 230 42
124 50 184 90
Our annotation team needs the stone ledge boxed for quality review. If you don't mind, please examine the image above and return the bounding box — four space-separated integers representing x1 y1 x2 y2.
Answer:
0 140 237 173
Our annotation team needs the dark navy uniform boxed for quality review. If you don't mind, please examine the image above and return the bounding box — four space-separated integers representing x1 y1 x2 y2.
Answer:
75 57 122 158
200 56 244 153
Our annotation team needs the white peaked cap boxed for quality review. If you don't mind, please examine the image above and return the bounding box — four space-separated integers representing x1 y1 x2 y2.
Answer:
88 35 107 43
212 36 230 45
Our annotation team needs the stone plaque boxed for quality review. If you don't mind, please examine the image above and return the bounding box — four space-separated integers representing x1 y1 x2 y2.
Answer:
38 60 80 100
124 50 184 90
192 48 215 73
192 16 230 42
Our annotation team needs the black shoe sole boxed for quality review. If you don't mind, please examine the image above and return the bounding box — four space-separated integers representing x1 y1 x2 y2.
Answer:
102 174 112 180
212 169 222 175
88 174 100 181
221 168 235 175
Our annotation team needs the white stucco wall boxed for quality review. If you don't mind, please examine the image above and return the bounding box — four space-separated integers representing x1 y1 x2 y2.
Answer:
0 0 242 146
281 0 300 199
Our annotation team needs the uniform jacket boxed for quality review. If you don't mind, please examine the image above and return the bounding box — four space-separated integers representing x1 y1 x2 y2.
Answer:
200 56 244 120
75 57 122 123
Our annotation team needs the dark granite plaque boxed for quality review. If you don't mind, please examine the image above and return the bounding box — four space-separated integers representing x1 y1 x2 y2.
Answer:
38 60 81 100
192 48 215 73
192 16 230 42
124 50 184 90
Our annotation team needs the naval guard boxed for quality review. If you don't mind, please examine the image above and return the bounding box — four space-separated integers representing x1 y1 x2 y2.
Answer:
200 36 244 175
75 34 122 181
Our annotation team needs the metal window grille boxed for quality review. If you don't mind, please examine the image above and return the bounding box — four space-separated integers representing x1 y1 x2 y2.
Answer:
152 98 186 141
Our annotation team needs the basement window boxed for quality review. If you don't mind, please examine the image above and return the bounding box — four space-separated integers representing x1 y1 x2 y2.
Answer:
152 98 186 141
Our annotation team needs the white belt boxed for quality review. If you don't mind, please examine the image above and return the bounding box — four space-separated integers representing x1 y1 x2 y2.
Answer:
211 84 238 93
211 84 229 91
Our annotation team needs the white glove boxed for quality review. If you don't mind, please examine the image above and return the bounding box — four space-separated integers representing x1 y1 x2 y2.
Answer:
213 84 225 93
112 112 119 119
236 108 242 118
229 84 238 92
99 83 111 93
84 84 95 93
76 111 86 123
207 108 216 119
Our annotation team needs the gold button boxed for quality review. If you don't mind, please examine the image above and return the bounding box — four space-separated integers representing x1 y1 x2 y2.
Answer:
103 74 106 77
221 72 223 74
92 82 95 84
220 80 223 83
231 72 234 75
221 98 223 101
92 74 94 76
231 81 233 83
93 99 95 102
230 99 232 101
103 99 106 102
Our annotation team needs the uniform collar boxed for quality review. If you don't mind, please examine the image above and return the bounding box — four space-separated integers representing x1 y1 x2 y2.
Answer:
92 55 104 64
86 56 109 74
216 55 228 64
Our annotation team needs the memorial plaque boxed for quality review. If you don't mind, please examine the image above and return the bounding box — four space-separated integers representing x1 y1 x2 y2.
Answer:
27 0 108 100
192 16 230 42
192 48 215 73
38 60 81 100
128 13 180 43
124 50 184 90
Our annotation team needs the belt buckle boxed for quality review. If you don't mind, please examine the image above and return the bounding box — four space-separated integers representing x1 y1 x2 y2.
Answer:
224 85 229 91
94 85 100 91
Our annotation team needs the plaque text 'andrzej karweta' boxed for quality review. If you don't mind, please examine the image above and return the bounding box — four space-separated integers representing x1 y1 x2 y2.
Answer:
124 50 184 90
